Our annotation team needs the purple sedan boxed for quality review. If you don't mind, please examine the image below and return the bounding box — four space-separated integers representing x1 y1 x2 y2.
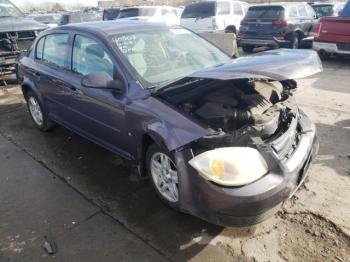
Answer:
18 20 321 226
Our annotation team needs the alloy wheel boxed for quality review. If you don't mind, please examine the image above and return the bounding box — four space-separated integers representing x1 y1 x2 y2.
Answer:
28 96 43 126
150 152 179 203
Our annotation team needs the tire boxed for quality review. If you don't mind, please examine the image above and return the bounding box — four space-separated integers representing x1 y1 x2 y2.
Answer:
225 25 236 34
242 44 254 53
318 50 330 60
146 143 179 209
25 90 55 132
289 33 299 49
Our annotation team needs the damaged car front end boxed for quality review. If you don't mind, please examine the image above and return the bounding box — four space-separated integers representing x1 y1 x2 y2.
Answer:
149 49 321 226
0 0 47 75
20 23 322 226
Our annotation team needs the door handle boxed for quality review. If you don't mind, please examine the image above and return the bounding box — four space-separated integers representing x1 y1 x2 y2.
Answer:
52 78 78 93
68 85 82 95
34 72 41 77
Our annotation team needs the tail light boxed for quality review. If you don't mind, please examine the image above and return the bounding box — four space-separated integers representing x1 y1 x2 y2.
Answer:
212 17 218 30
272 19 288 26
240 19 248 25
314 22 322 38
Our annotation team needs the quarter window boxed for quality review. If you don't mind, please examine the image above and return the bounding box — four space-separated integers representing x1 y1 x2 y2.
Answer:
42 34 69 68
297 5 308 16
217 2 230 15
72 35 114 77
289 7 298 17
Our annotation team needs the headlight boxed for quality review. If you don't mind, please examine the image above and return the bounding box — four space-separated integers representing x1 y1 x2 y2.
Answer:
188 147 268 186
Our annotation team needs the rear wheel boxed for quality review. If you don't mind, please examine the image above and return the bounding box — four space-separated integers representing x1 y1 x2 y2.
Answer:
318 50 330 60
242 44 254 53
146 144 179 208
289 33 299 49
25 90 55 132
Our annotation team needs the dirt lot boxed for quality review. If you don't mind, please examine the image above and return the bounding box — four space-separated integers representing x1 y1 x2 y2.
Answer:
0 56 349 262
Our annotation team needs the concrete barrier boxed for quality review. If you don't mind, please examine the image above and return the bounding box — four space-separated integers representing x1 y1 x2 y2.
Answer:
199 32 239 58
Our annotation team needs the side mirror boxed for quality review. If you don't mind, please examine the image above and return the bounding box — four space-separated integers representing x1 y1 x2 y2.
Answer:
81 72 126 93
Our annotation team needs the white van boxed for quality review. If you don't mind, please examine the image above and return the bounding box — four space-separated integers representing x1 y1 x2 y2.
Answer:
118 6 183 25
180 0 249 33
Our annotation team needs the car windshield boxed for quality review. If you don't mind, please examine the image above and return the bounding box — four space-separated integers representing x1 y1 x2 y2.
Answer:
246 6 284 19
118 7 156 18
111 28 230 88
0 0 23 18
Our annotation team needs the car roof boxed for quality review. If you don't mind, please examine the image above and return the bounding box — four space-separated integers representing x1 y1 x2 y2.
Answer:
53 20 176 36
249 2 307 8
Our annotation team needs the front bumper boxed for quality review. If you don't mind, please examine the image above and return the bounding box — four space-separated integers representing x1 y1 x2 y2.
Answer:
175 109 318 226
313 40 350 55
0 51 21 75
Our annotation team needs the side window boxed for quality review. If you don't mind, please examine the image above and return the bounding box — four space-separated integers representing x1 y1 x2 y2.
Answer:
72 35 114 78
216 2 230 15
42 34 69 68
233 3 243 15
306 5 316 17
288 6 298 17
35 37 45 60
297 5 308 17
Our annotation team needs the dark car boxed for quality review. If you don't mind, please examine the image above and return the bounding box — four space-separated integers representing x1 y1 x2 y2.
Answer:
59 12 101 25
311 2 345 18
103 8 120 20
30 13 62 26
238 2 317 52
0 0 47 76
18 21 321 226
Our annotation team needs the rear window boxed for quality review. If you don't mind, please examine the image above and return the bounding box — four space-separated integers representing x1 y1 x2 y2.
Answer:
245 6 285 19
181 2 216 18
118 7 156 18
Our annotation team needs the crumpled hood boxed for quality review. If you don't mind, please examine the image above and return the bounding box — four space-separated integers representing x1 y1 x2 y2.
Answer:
0 17 48 32
190 49 323 81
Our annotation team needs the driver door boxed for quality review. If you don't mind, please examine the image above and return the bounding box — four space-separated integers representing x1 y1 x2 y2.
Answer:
63 34 130 158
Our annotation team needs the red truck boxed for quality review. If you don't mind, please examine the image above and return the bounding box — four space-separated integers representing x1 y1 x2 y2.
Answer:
313 1 350 58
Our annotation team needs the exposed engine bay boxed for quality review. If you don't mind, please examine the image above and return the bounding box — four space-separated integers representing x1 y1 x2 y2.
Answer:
158 78 297 141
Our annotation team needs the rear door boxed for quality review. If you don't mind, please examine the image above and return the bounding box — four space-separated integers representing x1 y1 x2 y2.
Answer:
297 4 313 37
33 33 72 121
180 1 216 32
214 1 231 30
240 5 286 37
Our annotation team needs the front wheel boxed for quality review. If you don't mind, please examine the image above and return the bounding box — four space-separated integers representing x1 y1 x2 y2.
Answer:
25 90 55 132
146 144 179 208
